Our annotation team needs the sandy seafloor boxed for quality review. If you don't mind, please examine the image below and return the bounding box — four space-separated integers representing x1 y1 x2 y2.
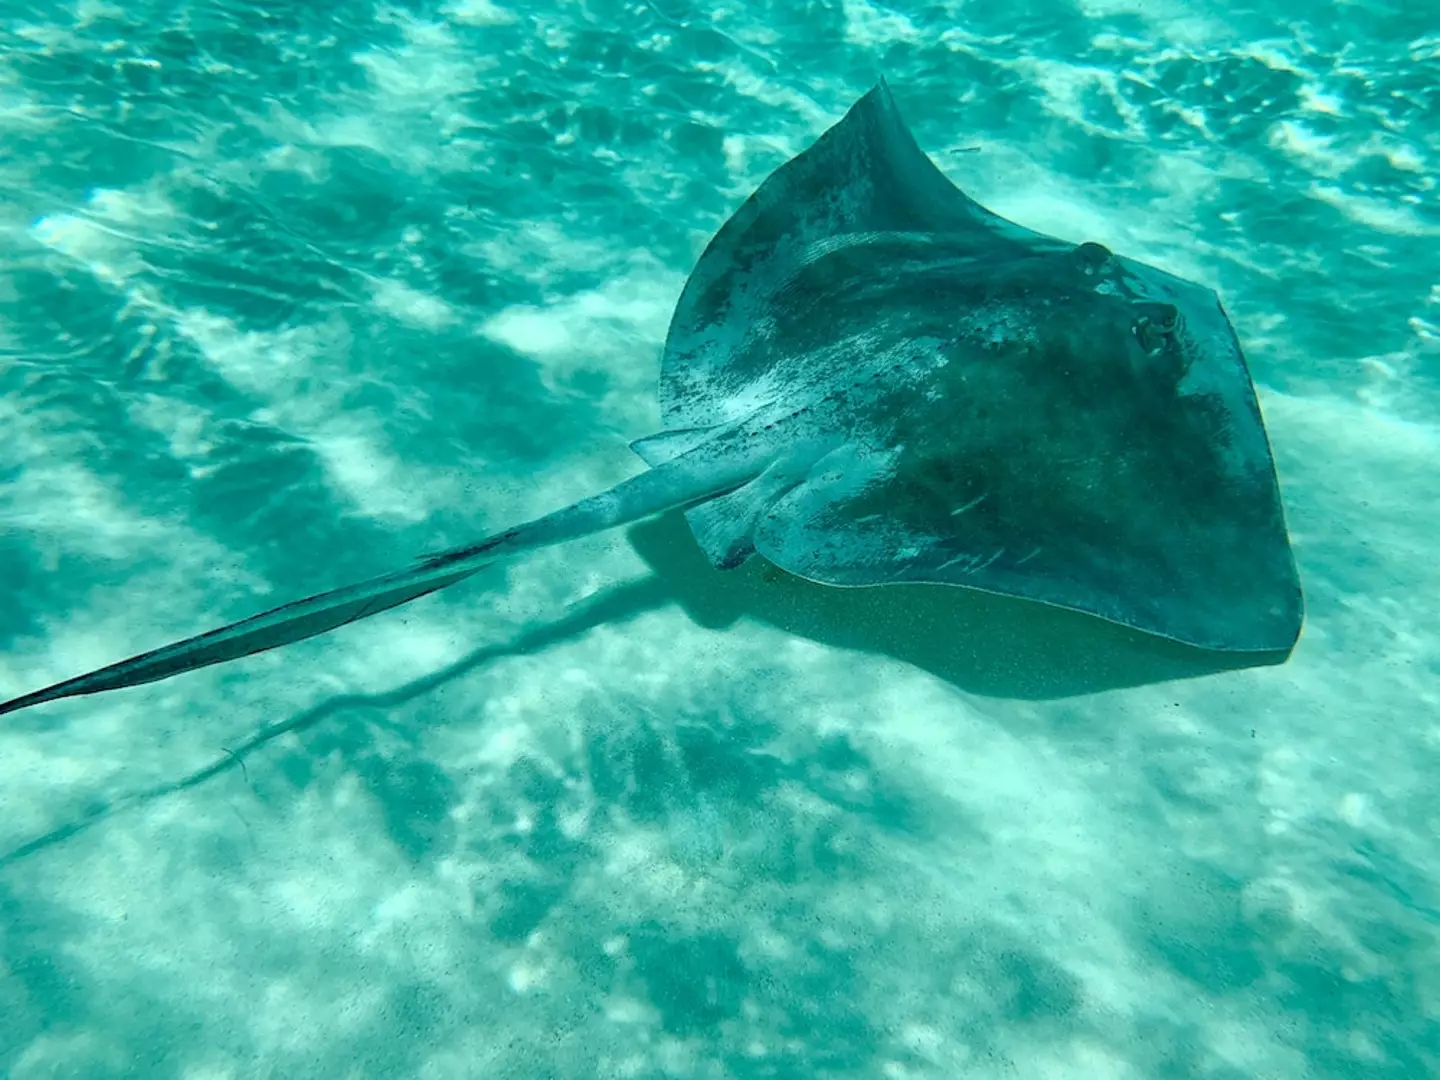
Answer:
0 0 1437 1076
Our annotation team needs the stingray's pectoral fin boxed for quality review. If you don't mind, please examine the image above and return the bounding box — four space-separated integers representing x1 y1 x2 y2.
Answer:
0 562 486 717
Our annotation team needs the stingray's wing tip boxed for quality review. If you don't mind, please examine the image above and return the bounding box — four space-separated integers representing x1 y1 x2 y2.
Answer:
1218 631 1301 659
1271 613 1305 657
864 77 896 108
1205 590 1304 656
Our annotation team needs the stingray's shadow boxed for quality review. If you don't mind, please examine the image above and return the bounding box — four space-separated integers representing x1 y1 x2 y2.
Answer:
627 510 1289 700
0 513 1286 867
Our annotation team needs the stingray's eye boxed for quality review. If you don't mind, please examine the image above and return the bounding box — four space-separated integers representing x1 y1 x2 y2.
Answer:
1072 241 1113 274
1138 301 1180 333
1133 302 1182 354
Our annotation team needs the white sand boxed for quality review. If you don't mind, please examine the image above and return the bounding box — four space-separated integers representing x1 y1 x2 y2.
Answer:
1 1 1436 1077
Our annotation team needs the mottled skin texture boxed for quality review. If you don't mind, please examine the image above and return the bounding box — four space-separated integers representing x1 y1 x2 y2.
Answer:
747 237 1283 644
0 79 1300 719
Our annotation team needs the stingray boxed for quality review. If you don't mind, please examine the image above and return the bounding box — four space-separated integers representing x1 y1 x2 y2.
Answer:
0 80 1302 718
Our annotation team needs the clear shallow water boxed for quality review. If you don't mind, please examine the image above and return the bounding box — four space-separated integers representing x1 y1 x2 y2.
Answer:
1 1 1437 1077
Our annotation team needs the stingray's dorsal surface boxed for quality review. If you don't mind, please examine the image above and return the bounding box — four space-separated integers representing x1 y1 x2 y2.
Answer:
659 79 1062 431
655 80 1303 653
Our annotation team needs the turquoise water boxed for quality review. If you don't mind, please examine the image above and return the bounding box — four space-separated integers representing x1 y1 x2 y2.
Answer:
1 1 1437 1076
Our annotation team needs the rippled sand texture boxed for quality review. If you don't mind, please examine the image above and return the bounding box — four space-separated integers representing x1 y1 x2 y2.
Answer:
1 1 1437 1077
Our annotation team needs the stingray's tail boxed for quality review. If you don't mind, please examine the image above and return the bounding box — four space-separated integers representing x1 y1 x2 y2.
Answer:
0 443 753 718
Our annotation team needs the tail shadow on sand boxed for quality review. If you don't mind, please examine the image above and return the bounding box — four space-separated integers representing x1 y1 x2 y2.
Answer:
0 574 672 870
0 510 1288 868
